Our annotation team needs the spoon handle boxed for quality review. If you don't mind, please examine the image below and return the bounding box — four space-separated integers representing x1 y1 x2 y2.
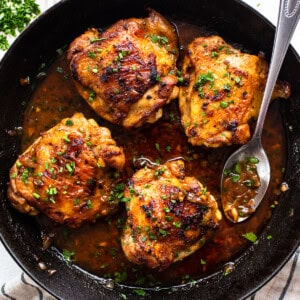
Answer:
253 0 300 140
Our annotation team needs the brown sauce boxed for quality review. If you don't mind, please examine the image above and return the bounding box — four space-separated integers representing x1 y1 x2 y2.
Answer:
21 21 285 287
222 158 261 223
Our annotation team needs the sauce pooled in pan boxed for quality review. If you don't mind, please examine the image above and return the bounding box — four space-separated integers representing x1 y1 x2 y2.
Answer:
20 21 286 287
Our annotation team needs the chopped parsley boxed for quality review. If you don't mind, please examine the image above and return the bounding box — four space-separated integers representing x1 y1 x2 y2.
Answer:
32 192 40 199
65 119 74 126
65 161 76 174
63 135 70 143
223 83 232 92
46 186 57 195
56 66 63 74
109 183 130 203
242 232 257 243
88 90 96 102
128 186 135 197
195 71 214 87
235 76 242 86
164 215 173 222
220 101 229 109
211 51 218 58
158 228 168 236
154 142 160 152
50 157 57 163
86 199 93 209
163 206 171 213
21 168 30 184
0 0 40 50
90 37 107 43
248 156 259 164
173 221 181 228
153 167 165 179
165 145 172 152
133 289 146 296
62 249 75 261
243 179 254 187
194 71 214 97
224 161 243 183
87 51 97 58
148 34 169 47
91 67 98 74
114 271 127 283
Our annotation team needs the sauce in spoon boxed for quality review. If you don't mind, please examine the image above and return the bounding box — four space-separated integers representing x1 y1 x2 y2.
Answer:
222 157 261 222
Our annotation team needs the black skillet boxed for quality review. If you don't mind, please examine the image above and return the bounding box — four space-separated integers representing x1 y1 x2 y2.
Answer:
0 0 299 299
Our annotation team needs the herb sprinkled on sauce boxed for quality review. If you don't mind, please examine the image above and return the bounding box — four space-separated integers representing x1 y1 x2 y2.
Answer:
63 249 76 261
222 157 261 222
242 232 257 243
18 21 286 287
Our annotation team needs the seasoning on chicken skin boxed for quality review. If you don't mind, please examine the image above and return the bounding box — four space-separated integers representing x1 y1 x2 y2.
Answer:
179 36 291 147
68 9 179 128
121 159 222 270
8 113 125 228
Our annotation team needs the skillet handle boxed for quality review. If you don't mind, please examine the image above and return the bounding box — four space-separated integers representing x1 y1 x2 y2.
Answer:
252 0 300 140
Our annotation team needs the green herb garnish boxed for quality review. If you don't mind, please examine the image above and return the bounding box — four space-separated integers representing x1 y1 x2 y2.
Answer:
0 0 40 50
133 289 146 296
220 101 229 109
148 34 169 47
32 192 40 199
65 119 74 126
248 156 259 164
242 232 257 243
62 249 75 261
194 71 214 97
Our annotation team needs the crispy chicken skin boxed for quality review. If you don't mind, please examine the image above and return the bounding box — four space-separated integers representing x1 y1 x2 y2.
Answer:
8 113 125 228
179 36 291 147
121 159 222 270
68 9 179 128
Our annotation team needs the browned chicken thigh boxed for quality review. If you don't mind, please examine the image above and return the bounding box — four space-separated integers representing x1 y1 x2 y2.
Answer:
8 113 125 228
68 9 179 128
121 159 222 270
179 36 291 147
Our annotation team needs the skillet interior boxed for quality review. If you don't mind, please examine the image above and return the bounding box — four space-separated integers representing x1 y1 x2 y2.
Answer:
0 0 299 299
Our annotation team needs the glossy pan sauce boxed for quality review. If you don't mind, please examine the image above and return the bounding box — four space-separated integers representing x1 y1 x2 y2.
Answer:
20 21 285 287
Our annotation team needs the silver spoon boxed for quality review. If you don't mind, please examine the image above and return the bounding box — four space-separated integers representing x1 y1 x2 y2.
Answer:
221 0 300 223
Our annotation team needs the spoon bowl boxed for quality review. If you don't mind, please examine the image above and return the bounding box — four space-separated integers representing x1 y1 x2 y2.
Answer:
221 137 270 223
221 0 300 223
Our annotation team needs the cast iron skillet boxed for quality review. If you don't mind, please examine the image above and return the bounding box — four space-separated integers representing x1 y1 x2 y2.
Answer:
0 0 299 299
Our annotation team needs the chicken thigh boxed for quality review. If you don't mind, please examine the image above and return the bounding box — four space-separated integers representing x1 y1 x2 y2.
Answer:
8 113 125 228
121 159 222 270
179 36 291 147
68 9 179 128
